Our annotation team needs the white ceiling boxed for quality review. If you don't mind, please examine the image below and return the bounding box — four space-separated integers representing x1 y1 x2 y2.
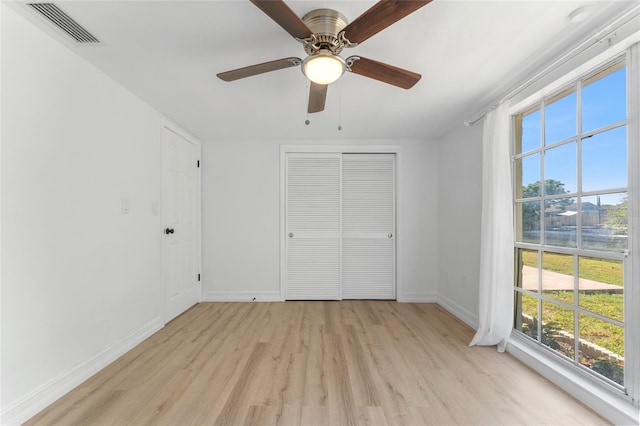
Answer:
12 0 639 141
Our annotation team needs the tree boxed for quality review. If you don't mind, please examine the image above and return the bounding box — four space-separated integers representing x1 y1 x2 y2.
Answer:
522 179 569 198
604 196 627 233
521 179 572 231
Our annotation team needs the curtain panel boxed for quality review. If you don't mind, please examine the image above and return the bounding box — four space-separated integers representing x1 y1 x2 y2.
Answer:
470 103 514 352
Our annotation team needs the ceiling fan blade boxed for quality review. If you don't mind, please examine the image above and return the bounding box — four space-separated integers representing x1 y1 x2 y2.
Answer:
342 0 431 45
217 57 301 82
348 56 421 89
250 0 313 39
308 82 328 113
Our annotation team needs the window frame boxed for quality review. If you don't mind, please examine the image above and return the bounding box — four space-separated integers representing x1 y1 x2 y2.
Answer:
509 44 640 409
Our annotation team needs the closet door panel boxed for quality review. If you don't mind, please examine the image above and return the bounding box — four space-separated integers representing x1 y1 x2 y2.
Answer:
342 238 395 299
342 154 395 299
286 238 340 300
285 154 341 300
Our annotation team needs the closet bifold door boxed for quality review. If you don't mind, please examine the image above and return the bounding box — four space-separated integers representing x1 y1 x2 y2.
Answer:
342 153 396 299
285 153 341 300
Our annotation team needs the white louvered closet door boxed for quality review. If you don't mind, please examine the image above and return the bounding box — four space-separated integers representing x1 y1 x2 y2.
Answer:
285 153 341 300
342 154 396 299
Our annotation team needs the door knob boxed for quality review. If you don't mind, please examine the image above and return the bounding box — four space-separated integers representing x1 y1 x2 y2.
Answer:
388 233 393 238
165 228 175 235
288 232 294 238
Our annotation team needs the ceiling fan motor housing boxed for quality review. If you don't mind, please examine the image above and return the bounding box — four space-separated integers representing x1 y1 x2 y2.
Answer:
301 9 349 55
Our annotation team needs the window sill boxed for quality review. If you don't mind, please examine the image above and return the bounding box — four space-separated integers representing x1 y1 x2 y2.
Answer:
507 331 639 425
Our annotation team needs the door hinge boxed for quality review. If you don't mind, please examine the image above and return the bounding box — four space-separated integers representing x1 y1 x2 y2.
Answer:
197 160 200 168
198 273 201 282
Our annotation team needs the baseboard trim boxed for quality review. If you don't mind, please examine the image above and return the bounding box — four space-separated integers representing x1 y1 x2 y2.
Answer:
397 292 438 303
201 291 282 302
508 332 639 425
436 295 479 330
0 317 164 426
202 292 437 303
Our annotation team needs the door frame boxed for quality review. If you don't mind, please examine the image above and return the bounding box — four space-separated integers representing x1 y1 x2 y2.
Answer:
280 145 403 302
161 119 202 324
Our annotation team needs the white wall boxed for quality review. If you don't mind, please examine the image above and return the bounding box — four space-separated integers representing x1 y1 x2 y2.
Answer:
201 139 439 302
436 123 483 328
1 5 163 423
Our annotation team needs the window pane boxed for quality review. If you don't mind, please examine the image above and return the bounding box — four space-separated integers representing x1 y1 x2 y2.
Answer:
578 256 623 321
521 108 541 154
514 291 539 340
516 249 539 293
542 251 575 303
544 143 576 194
544 197 577 248
516 201 540 243
545 89 576 145
578 314 624 386
581 193 628 252
515 153 540 199
541 300 575 360
582 126 627 192
582 65 626 133
512 60 628 387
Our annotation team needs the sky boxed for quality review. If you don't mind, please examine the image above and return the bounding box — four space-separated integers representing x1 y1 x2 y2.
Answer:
518 66 627 206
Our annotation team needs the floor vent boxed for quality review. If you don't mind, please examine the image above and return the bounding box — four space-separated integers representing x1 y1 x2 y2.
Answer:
28 3 99 43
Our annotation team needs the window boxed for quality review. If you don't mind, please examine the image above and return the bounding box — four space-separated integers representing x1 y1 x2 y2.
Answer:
513 59 628 388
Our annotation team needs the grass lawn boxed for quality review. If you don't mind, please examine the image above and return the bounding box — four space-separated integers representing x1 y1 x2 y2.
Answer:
520 292 624 355
522 250 623 285
519 250 624 357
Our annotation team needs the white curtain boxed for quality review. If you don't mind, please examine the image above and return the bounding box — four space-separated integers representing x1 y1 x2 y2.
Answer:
469 102 514 352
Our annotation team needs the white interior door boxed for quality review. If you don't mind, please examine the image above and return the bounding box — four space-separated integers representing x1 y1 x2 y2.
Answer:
285 153 341 300
162 126 201 322
342 154 396 299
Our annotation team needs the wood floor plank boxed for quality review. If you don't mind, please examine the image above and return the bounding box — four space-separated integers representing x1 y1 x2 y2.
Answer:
302 323 329 407
24 302 609 426
326 331 358 426
343 324 381 407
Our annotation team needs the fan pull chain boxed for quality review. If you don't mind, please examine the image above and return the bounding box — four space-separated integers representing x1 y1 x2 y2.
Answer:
337 79 343 131
304 81 311 126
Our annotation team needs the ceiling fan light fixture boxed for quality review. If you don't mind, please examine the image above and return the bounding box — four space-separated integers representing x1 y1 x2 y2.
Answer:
302 51 345 85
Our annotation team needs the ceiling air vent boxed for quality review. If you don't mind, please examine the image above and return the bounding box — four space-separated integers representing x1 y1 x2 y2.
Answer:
28 3 99 43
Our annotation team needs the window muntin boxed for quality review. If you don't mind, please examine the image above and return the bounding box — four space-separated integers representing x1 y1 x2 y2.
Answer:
578 314 624 385
541 252 574 303
582 126 627 192
578 256 623 321
582 64 626 133
544 142 577 194
544 197 578 248
545 88 577 145
514 292 539 339
581 193 628 253
513 59 628 388
515 153 540 198
541 300 575 359
515 200 541 244
515 248 539 293
520 108 541 153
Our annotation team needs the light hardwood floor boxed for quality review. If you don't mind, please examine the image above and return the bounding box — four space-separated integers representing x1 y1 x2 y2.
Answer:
26 302 607 425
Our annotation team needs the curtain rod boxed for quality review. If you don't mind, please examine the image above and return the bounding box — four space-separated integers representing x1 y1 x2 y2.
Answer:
464 4 640 127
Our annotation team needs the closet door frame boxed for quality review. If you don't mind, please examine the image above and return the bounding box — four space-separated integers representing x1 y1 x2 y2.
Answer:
280 145 403 301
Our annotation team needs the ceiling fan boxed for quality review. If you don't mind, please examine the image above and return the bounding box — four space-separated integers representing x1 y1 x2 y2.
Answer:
217 0 432 113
